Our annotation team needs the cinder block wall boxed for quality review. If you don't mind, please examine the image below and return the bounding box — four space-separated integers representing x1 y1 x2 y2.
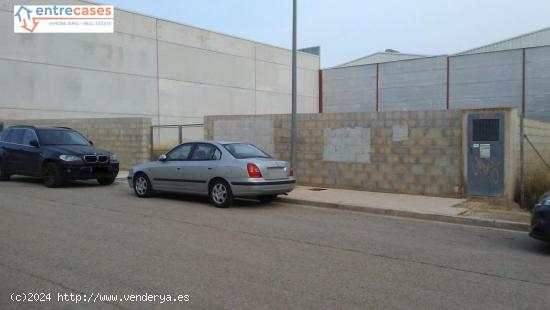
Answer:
523 119 550 175
4 117 151 170
206 111 463 198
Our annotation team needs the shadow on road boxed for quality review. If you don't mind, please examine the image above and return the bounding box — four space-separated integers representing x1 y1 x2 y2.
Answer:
506 237 550 256
128 190 282 210
7 176 103 188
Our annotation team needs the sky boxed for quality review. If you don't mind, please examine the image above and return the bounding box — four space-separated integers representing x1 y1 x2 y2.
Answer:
96 0 550 68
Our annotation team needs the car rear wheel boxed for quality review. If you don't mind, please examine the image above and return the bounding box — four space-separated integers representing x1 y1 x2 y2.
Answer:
0 167 11 181
97 177 116 185
209 179 233 208
42 162 63 188
258 195 277 204
133 173 153 198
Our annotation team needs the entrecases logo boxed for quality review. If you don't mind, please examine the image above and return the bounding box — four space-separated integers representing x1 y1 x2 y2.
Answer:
14 5 114 33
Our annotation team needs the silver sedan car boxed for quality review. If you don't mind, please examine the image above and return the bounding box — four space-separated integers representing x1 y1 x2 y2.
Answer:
128 141 296 207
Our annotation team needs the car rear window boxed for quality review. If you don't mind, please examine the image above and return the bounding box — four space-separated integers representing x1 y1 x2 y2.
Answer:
223 143 271 159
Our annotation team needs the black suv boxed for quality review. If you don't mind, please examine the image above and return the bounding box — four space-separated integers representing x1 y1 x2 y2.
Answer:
0 125 119 187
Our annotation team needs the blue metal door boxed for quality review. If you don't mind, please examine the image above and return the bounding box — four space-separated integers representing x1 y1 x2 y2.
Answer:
467 113 505 197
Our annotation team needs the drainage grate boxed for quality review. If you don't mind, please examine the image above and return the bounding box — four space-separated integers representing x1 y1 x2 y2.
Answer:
309 188 327 191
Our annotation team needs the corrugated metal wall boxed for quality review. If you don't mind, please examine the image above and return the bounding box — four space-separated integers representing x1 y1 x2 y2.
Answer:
379 56 447 111
526 46 550 119
449 50 522 110
323 46 550 122
323 65 377 112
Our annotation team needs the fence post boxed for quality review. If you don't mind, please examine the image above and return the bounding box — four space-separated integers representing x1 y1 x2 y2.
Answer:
178 125 183 145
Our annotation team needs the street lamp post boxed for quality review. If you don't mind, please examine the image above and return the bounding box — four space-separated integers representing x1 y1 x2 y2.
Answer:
290 0 297 171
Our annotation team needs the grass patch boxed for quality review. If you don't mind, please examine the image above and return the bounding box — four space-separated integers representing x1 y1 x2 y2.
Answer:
519 168 550 210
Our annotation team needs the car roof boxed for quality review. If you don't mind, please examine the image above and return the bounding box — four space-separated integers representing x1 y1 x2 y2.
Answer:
9 125 73 131
182 140 245 145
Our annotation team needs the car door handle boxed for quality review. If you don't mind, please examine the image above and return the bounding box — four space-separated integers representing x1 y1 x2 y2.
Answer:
207 167 213 170
177 167 181 170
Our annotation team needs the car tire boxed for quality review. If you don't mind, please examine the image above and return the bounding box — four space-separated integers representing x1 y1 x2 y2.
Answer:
133 173 153 198
97 177 116 185
209 179 233 208
42 162 63 188
0 166 11 181
258 195 277 204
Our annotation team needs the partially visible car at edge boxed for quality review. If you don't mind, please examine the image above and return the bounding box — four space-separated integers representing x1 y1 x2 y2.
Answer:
530 191 550 242
0 125 119 187
128 141 296 207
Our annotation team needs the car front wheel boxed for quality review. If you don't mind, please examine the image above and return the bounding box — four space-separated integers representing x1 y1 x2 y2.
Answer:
209 179 233 208
42 162 63 188
97 177 116 185
0 166 11 181
133 173 153 198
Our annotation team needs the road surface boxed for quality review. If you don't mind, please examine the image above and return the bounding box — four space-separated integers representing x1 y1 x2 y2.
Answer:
1 177 549 309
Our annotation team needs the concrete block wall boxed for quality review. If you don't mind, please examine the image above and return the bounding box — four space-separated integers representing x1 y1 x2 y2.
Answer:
4 117 151 170
523 118 550 174
205 110 463 198
0 0 320 141
213 119 275 155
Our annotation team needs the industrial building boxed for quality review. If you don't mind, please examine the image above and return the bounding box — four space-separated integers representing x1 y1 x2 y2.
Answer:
0 0 321 140
322 27 550 122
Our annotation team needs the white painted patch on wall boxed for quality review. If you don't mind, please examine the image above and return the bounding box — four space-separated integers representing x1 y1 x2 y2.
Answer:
392 124 409 142
213 118 275 155
323 127 371 163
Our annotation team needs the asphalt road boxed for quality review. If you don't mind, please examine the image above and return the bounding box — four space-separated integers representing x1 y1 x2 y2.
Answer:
1 177 549 310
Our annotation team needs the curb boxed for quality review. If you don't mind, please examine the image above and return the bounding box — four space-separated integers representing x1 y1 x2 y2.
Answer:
279 197 530 232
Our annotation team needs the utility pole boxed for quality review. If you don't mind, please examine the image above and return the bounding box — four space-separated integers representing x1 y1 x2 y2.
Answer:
290 0 297 171
520 48 526 208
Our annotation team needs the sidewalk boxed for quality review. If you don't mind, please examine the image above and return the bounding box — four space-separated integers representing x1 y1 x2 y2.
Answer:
279 186 530 232
118 171 530 232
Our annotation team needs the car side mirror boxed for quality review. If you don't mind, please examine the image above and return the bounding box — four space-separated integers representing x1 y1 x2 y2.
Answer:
29 140 39 148
89 140 94 146
159 154 167 161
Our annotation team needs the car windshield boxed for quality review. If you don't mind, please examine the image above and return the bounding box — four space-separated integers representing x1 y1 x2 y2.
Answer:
223 143 271 159
37 129 91 146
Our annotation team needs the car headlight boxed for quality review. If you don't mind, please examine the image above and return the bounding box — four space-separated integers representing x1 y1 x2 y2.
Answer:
59 155 82 162
110 154 118 161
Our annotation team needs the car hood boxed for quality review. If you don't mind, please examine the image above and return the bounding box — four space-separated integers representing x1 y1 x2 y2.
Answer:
43 144 111 155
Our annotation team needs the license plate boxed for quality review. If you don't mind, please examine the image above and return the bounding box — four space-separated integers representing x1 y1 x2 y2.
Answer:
93 167 109 173
267 167 286 179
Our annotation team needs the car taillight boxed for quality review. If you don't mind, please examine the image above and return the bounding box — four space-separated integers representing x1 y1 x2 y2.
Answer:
247 163 262 178
289 167 294 176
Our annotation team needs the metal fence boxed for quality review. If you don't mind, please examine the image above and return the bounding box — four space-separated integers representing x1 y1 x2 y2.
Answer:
150 124 204 160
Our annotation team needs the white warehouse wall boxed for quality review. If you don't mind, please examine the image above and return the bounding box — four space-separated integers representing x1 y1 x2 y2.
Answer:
0 0 320 130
